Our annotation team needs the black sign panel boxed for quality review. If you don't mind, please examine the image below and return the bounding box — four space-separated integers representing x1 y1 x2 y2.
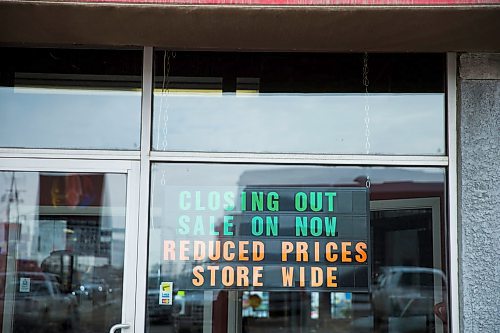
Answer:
161 186 370 292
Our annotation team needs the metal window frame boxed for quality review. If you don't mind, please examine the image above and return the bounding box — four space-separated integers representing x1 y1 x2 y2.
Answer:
371 197 445 333
134 46 153 333
149 151 449 166
0 47 459 333
0 148 141 160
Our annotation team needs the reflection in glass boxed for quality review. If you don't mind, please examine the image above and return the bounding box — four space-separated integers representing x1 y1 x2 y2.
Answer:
146 163 449 333
0 171 127 333
152 52 446 155
153 93 445 155
0 48 142 150
0 87 141 150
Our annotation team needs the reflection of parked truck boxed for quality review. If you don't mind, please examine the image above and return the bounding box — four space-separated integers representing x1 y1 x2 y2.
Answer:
42 250 119 305
1 272 78 332
372 267 446 321
73 276 111 304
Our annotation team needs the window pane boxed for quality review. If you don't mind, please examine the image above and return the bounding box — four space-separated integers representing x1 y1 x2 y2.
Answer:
0 48 142 150
0 171 127 332
146 163 449 333
152 53 445 155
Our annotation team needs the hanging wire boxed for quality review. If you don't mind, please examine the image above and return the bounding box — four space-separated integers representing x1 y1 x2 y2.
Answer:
156 50 176 186
157 50 176 153
151 51 175 230
155 51 167 151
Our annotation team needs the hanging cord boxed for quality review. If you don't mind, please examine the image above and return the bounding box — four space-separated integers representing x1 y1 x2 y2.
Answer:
363 52 371 189
157 50 176 153
151 51 175 231
156 50 176 186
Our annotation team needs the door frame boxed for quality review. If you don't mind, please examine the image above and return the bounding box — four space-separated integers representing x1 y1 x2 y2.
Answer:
0 158 141 333
371 197 444 333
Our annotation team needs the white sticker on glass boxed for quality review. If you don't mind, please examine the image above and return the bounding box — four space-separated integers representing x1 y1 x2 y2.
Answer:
159 282 173 305
19 277 30 293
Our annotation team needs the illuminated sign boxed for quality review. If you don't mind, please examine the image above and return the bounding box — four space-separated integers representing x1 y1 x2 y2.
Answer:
162 187 370 292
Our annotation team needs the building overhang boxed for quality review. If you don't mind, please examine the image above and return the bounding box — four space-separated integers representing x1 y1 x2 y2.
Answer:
1 1 499 52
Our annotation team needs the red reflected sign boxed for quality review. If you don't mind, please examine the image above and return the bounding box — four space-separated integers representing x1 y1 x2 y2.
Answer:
39 174 104 208
68 0 500 4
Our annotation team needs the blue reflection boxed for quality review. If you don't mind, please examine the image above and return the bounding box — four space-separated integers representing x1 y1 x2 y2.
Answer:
0 87 141 150
153 92 445 155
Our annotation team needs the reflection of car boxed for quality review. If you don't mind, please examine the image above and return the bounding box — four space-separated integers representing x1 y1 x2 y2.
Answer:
73 277 112 304
147 276 175 323
172 291 206 333
147 287 173 323
1 272 78 331
372 266 446 320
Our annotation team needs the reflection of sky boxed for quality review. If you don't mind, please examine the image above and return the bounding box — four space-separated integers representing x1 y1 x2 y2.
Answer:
153 93 445 155
0 87 141 150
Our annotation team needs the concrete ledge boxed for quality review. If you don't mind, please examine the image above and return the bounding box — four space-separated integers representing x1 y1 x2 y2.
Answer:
460 53 500 80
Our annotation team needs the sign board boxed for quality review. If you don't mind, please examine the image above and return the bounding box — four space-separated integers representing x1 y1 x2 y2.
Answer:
162 187 370 292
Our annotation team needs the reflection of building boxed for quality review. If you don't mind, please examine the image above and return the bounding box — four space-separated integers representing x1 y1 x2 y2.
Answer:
36 174 114 265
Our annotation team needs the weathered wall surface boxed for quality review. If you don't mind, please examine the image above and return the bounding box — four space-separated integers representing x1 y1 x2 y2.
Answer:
458 53 500 333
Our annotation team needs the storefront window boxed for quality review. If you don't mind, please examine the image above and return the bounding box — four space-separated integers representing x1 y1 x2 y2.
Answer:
146 163 449 333
152 53 446 155
0 48 452 333
0 48 142 150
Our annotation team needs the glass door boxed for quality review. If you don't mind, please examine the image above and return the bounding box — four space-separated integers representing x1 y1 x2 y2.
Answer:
0 158 140 333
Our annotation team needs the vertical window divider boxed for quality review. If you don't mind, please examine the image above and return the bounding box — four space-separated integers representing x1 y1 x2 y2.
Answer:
446 52 460 333
135 46 154 333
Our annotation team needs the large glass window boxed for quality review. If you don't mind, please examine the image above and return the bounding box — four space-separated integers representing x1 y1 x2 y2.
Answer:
152 53 445 155
146 163 449 333
0 48 452 333
0 48 142 150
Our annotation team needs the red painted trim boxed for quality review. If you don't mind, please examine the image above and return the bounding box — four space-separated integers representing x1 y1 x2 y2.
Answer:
65 0 500 5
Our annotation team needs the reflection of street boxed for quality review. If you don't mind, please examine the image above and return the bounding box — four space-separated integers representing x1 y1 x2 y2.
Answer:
3 271 78 333
76 297 122 333
1 270 122 333
240 315 434 333
149 324 176 333
148 317 438 333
